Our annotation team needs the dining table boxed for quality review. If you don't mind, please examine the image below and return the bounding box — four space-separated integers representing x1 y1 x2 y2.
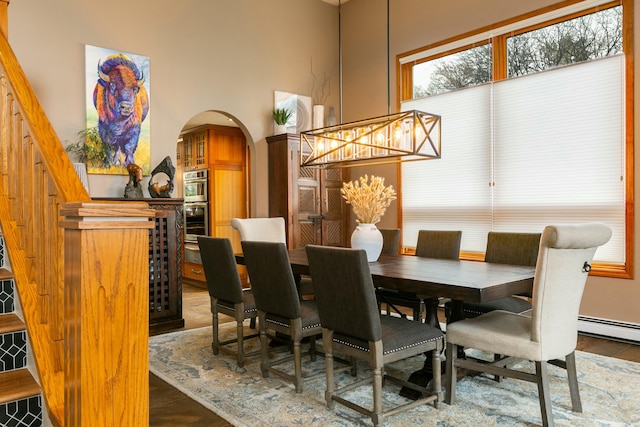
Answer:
281 247 535 324
236 247 536 398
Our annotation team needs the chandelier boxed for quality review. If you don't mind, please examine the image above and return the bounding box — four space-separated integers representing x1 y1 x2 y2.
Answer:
300 109 441 168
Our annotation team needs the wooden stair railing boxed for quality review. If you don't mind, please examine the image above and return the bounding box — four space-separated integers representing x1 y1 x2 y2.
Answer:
0 2 154 426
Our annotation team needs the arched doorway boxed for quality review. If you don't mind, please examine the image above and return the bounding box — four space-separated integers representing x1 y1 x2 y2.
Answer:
178 110 251 289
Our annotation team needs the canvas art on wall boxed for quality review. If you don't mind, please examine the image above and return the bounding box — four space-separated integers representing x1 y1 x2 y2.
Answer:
85 45 151 175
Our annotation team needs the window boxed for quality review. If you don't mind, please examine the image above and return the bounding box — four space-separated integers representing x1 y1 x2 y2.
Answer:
399 0 631 276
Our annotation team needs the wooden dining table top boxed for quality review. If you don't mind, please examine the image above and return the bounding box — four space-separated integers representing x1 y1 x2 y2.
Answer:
237 247 535 305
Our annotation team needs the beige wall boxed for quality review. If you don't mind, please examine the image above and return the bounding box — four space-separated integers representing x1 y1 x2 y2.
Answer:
8 0 340 217
341 0 640 327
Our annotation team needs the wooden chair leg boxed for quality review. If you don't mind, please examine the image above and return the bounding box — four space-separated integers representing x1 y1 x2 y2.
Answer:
445 342 457 404
259 312 269 378
293 338 302 393
236 320 245 367
536 361 555 427
565 351 583 412
212 312 219 355
322 328 335 408
431 346 442 408
372 364 383 427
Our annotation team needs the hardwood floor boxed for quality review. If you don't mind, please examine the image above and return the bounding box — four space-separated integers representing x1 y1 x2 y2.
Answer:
150 282 233 427
149 283 640 426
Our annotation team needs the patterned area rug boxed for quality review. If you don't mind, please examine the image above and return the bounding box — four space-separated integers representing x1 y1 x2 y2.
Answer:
149 323 640 426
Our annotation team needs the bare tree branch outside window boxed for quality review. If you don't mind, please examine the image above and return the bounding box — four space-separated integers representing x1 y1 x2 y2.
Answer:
412 6 622 98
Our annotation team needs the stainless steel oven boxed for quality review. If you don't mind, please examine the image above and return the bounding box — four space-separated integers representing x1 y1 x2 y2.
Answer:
184 201 208 243
184 170 209 243
183 170 208 202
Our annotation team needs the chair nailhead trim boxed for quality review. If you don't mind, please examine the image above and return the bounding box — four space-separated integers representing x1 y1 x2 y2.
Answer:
333 335 441 355
267 319 291 328
266 320 320 330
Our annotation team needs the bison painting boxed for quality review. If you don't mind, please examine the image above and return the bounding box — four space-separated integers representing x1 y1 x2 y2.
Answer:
93 53 149 167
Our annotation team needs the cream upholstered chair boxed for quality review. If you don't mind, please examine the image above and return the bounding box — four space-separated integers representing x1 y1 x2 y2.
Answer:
306 245 444 427
445 223 612 427
231 217 313 297
197 236 259 367
240 240 324 393
230 217 287 243
378 230 461 322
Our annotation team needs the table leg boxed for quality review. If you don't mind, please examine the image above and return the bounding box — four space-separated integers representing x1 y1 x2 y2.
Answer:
400 297 443 399
400 299 465 400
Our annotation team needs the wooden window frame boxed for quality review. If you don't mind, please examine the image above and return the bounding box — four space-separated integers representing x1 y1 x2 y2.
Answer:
397 0 633 279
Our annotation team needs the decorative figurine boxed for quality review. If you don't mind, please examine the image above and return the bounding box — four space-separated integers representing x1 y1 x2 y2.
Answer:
148 156 176 198
124 163 144 198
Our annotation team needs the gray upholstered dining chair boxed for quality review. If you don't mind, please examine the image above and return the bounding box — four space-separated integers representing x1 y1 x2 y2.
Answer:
445 231 541 322
378 230 462 322
197 236 259 368
240 240 324 393
445 223 612 427
379 227 401 255
306 245 444 427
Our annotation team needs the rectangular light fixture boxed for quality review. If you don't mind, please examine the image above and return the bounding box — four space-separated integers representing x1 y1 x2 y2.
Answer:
300 110 441 168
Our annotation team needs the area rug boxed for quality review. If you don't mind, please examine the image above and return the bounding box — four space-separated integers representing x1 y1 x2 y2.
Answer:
149 323 640 426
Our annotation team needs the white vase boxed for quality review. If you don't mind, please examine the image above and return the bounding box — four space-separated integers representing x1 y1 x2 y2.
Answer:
274 123 287 135
351 223 383 262
313 104 325 129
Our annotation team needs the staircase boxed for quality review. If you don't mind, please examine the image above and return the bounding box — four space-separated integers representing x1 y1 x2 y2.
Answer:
0 234 43 427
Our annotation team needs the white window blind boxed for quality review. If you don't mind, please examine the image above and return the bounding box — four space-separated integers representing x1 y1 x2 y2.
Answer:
401 55 624 262
402 85 492 252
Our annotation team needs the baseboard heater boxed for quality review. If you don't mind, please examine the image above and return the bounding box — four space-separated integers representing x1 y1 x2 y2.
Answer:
578 316 640 344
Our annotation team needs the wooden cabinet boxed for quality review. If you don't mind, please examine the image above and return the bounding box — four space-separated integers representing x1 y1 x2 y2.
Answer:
179 125 248 287
183 244 206 283
96 198 185 333
148 199 185 332
267 133 349 249
181 127 209 170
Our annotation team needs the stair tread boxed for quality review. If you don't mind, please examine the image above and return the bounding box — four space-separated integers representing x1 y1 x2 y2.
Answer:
0 268 12 280
0 369 41 404
0 313 25 334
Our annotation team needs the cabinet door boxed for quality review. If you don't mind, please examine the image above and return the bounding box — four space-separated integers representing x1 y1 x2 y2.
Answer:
194 131 208 169
183 135 194 169
181 130 208 170
296 165 322 247
320 167 348 247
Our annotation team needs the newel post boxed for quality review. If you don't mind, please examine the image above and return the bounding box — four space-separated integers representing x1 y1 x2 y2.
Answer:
60 201 154 427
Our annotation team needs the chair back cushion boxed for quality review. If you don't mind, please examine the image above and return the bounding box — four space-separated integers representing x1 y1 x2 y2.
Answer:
485 232 541 266
197 236 243 303
415 230 462 260
231 217 287 244
241 241 300 319
379 228 401 255
530 223 612 358
306 245 382 342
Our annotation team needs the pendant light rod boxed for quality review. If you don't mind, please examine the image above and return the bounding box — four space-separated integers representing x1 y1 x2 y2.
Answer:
338 0 343 124
387 0 390 115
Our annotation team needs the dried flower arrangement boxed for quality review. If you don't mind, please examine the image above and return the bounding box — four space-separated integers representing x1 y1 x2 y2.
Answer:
341 175 397 224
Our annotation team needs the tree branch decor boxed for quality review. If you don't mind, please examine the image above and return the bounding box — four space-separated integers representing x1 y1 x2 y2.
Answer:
341 175 397 224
